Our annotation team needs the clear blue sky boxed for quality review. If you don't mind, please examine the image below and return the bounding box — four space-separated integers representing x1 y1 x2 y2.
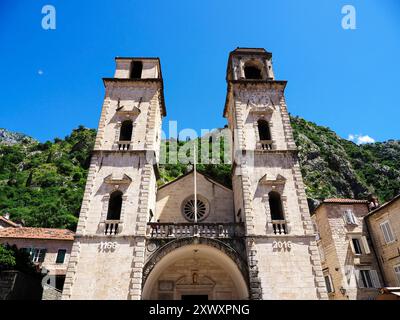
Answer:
0 0 399 142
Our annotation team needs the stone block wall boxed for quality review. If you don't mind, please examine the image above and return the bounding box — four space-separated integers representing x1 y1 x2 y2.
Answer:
313 203 383 300
367 198 400 287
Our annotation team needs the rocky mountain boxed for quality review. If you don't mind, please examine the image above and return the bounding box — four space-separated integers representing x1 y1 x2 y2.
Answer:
291 116 400 207
0 117 398 230
0 128 36 146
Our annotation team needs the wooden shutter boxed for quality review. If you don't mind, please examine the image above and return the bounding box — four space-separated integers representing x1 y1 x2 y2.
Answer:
349 238 356 254
386 222 395 242
361 236 371 254
370 270 381 288
350 212 357 225
380 221 395 243
380 223 389 243
354 269 364 288
343 211 350 224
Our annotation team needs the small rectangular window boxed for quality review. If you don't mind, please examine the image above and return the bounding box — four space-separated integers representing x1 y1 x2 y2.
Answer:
380 221 395 244
360 270 373 288
30 248 46 263
324 274 334 293
56 249 67 264
352 238 362 254
357 269 380 288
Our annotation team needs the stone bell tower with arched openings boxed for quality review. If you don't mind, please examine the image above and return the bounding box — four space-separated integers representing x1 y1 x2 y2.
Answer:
224 48 328 299
62 57 165 300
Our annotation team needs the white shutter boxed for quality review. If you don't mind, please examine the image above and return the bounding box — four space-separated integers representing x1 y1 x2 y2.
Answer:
370 270 381 288
345 265 353 284
350 212 358 225
386 222 395 242
344 211 351 224
380 221 395 244
361 236 371 254
349 238 356 254
354 269 364 288
343 210 356 225
380 223 388 243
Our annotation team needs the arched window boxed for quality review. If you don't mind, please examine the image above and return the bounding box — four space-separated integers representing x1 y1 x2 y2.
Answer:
257 119 271 141
268 191 284 220
119 120 133 141
107 191 123 220
244 65 262 80
131 61 143 79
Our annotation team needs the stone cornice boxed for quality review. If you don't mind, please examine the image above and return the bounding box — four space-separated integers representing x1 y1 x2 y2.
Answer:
103 78 167 116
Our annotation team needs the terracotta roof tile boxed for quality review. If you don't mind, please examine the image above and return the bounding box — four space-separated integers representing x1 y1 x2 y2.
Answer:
0 227 75 241
323 198 369 204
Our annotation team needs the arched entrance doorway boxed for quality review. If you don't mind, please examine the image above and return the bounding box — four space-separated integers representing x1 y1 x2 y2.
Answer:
142 242 249 300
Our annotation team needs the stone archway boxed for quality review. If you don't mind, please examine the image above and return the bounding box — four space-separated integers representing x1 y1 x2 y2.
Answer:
142 238 249 300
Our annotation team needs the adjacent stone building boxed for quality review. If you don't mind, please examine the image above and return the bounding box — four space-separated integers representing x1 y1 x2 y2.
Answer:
62 48 327 300
0 221 74 293
366 194 400 288
312 199 383 300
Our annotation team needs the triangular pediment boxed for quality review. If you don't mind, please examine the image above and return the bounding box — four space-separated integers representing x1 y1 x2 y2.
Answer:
157 169 232 192
249 105 274 115
116 105 141 116
259 173 286 185
104 173 132 185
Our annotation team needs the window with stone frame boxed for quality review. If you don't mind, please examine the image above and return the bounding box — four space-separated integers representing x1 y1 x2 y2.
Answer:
324 273 334 293
257 119 272 141
244 65 262 79
107 190 123 220
352 238 362 254
268 191 284 220
243 60 265 80
56 249 67 264
349 235 370 255
130 61 143 79
355 269 380 288
119 120 133 142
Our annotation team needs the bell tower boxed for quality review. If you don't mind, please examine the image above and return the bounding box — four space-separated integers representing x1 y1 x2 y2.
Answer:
224 48 328 299
62 57 166 299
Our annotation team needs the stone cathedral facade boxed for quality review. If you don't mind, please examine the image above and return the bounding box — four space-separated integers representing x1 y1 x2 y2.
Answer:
62 48 328 300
